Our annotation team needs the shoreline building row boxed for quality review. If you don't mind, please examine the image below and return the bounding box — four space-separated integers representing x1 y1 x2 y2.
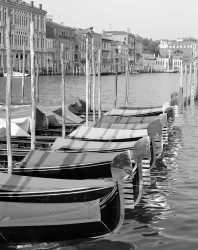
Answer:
0 0 196 75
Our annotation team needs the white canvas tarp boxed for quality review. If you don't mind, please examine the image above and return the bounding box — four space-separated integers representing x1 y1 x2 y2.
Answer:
68 126 147 140
0 119 30 137
0 199 101 227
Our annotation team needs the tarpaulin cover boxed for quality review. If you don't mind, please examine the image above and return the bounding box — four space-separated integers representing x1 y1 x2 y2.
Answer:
91 121 149 130
64 98 86 114
0 104 48 130
18 149 120 169
0 120 30 137
0 199 101 227
51 107 84 124
104 107 163 117
96 115 159 124
51 137 136 152
68 126 147 140
118 105 162 110
0 172 115 192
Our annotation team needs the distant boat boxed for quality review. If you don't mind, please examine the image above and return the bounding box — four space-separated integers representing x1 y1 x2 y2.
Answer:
3 71 30 77
163 69 179 73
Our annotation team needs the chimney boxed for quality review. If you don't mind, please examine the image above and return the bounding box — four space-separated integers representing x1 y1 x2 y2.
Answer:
39 4 42 10
31 1 34 7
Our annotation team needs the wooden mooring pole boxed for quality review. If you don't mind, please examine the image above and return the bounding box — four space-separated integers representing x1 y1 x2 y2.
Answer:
193 62 198 100
188 62 192 105
61 43 66 138
124 52 129 107
98 47 101 118
114 64 118 108
92 35 96 122
5 17 12 173
21 43 25 103
36 53 39 103
30 21 36 150
85 34 90 126
183 64 188 107
178 63 183 113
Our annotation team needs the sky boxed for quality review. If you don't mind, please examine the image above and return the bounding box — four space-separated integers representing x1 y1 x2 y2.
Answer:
30 0 198 41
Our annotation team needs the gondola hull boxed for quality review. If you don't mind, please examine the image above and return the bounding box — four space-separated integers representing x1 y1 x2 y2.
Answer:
0 173 124 244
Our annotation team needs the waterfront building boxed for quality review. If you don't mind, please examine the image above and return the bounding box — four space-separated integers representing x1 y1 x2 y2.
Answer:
160 38 198 62
0 0 47 74
101 37 111 73
155 55 182 72
74 30 102 75
73 31 86 75
159 40 170 57
138 53 156 73
102 30 142 72
46 16 75 74
110 41 128 73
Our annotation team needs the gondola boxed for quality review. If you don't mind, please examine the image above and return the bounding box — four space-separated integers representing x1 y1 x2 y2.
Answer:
0 172 124 244
1 137 150 210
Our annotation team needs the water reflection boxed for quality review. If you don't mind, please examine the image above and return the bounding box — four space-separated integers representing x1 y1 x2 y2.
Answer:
123 124 183 248
9 239 136 250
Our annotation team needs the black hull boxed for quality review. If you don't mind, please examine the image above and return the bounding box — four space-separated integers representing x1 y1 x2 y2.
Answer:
0 183 124 244
0 185 114 203
13 161 112 179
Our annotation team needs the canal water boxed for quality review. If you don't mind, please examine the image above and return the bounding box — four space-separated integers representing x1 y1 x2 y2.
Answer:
0 73 198 250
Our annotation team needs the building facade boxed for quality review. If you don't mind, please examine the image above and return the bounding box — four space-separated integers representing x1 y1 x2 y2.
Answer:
138 53 156 72
46 16 75 74
103 30 140 72
101 37 111 73
0 0 47 73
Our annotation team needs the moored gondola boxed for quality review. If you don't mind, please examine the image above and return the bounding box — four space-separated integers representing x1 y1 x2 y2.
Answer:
0 172 124 244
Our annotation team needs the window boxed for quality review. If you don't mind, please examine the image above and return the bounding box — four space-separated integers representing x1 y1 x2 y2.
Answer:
4 7 7 23
11 33 13 45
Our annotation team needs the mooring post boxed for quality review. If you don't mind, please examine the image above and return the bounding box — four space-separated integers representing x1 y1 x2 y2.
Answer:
36 53 39 104
61 43 66 138
5 17 13 173
124 51 129 107
21 43 25 103
114 64 118 108
91 35 96 122
178 63 183 113
85 34 90 126
188 61 192 105
98 47 101 118
183 64 188 107
194 61 198 100
30 21 36 150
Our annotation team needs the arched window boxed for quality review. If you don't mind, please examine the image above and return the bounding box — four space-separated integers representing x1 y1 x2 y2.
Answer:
4 7 7 23
11 34 13 46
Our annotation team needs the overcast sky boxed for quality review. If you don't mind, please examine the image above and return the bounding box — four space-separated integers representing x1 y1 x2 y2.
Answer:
31 0 198 40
